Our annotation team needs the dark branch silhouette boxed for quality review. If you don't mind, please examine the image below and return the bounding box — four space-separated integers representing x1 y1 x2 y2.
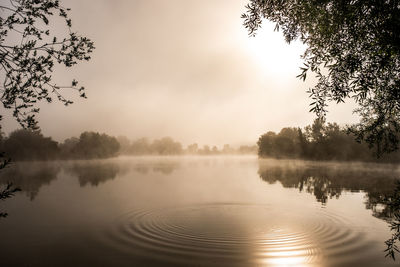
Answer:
243 1 400 156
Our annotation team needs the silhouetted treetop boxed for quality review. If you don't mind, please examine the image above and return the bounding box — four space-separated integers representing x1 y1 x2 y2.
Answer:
257 119 400 162
2 128 59 160
242 0 400 156
71 132 120 159
0 0 95 129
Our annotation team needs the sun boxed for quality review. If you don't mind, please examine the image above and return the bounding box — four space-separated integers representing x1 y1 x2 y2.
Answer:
242 20 306 79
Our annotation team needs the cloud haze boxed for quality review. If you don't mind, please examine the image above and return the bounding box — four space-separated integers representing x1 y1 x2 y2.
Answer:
1 0 358 146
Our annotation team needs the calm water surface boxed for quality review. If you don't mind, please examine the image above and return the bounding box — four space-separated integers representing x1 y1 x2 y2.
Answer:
0 156 399 266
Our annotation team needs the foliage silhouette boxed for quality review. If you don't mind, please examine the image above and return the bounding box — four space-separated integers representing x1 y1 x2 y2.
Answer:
60 132 120 159
0 182 20 217
243 0 400 156
0 0 94 216
151 137 183 155
0 150 15 217
2 129 59 160
0 162 60 200
258 119 400 162
381 181 400 260
121 137 254 156
0 0 94 128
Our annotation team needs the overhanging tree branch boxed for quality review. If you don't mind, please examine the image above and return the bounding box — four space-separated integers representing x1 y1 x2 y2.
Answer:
242 0 400 156
0 0 95 129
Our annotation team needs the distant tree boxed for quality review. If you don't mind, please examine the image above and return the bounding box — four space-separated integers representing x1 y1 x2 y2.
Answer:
3 129 59 160
72 132 120 159
303 119 353 160
212 146 219 154
116 136 131 154
200 145 211 155
151 137 182 155
59 137 79 158
277 128 301 157
186 143 198 154
243 1 400 156
222 144 235 154
257 131 277 157
258 128 302 158
304 119 327 159
129 138 152 155
298 128 309 157
257 120 400 161
238 145 257 154
307 119 325 144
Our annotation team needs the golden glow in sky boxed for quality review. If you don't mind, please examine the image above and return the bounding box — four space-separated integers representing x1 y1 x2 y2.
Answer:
244 21 306 79
1 0 359 146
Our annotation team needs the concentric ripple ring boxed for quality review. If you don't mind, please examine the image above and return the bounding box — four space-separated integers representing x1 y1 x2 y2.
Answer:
98 203 376 266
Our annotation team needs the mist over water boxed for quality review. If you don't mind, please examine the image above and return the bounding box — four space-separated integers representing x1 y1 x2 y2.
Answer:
1 1 398 266
0 156 398 266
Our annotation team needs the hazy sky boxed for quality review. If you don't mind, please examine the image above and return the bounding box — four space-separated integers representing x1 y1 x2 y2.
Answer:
2 0 358 146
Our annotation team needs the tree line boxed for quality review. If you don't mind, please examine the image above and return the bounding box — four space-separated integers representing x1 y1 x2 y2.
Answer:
258 119 400 162
0 129 256 161
0 130 120 161
118 136 256 156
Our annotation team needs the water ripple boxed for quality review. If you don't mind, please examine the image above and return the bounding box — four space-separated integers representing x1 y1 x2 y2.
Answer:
98 203 377 266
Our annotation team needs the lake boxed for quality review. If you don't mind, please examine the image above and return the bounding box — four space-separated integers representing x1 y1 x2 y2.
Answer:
0 156 399 266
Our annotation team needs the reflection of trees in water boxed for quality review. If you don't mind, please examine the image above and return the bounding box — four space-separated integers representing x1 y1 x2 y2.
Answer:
132 161 180 175
66 160 180 187
133 164 149 174
152 162 179 175
361 181 400 260
0 159 180 203
0 163 60 200
66 162 120 187
258 160 400 259
258 161 398 205
381 182 400 260
258 166 340 203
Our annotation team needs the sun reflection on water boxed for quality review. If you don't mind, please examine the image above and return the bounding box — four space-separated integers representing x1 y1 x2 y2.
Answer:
256 229 319 267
